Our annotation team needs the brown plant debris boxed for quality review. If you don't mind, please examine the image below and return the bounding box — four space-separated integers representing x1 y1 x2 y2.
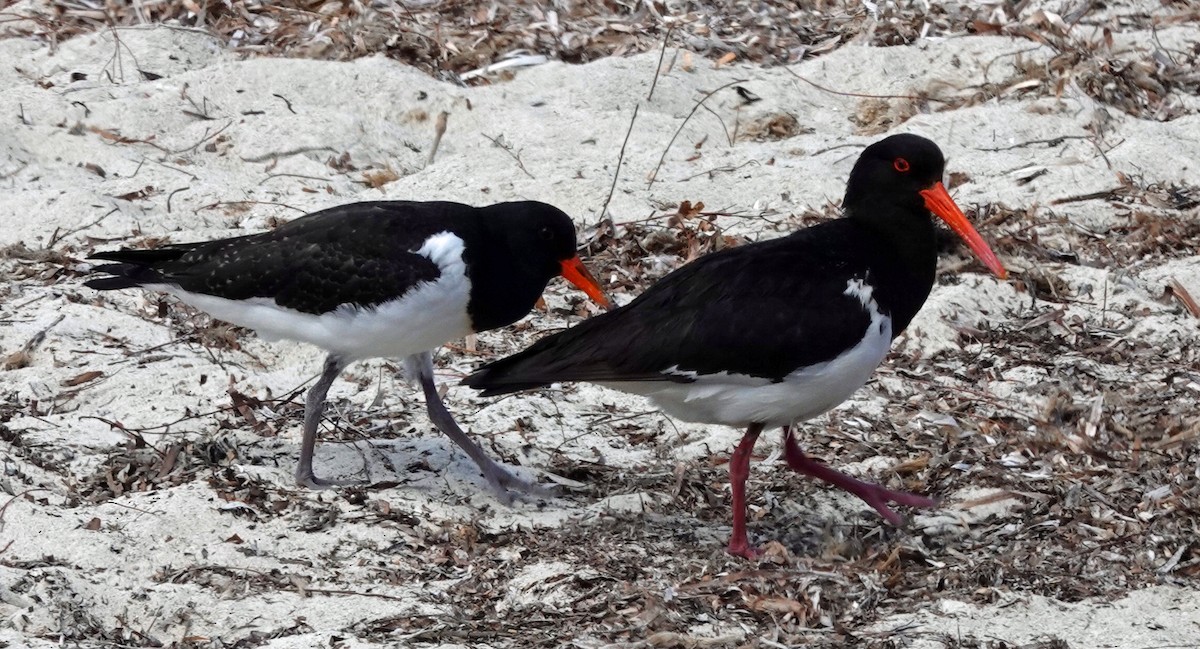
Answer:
737 111 809 141
6 3 1192 117
583 200 751 295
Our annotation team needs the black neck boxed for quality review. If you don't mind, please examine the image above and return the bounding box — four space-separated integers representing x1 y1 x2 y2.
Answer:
462 233 554 333
849 202 938 336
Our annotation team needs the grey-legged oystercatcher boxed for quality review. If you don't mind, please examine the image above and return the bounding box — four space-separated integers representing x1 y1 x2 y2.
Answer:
86 200 610 503
464 134 1008 555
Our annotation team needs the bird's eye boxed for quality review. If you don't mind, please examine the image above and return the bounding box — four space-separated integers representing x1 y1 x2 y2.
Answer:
539 226 554 241
893 157 911 172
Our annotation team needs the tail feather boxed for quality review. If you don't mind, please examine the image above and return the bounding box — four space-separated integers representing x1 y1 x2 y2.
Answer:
88 247 187 264
84 253 179 291
462 328 583 396
463 375 553 397
464 306 678 396
462 348 555 396
84 275 146 291
463 319 631 395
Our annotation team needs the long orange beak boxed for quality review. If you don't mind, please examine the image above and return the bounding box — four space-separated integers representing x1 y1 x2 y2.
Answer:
559 256 612 310
919 182 1008 280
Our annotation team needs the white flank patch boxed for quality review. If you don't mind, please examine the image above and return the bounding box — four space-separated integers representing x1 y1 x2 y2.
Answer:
149 232 473 361
604 277 892 427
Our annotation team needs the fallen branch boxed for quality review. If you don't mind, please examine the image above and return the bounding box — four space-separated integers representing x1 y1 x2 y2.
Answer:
196 200 307 214
975 135 1090 152
260 172 330 186
647 23 674 101
598 103 639 230
0 488 52 526
784 66 949 103
238 144 336 163
1169 278 1200 319
3 314 66 369
482 133 534 179
1050 187 1126 205
426 111 449 166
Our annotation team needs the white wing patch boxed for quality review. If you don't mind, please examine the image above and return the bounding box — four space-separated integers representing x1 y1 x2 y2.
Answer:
148 231 473 361
844 277 875 308
605 277 893 428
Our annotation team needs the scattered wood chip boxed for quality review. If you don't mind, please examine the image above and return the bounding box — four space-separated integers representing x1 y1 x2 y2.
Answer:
1169 278 1200 318
3 351 32 370
62 370 104 387
681 51 694 72
114 186 154 201
363 166 400 188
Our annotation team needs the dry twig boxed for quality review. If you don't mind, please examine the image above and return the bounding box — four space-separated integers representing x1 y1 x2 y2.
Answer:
647 79 747 188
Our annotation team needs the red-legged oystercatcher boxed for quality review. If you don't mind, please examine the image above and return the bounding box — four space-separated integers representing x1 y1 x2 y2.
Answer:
86 200 610 503
464 134 1008 556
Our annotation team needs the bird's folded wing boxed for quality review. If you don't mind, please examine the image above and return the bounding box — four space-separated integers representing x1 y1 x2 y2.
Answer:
466 233 876 393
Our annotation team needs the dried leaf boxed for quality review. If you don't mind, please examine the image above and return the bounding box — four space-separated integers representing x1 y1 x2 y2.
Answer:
62 370 104 386
363 167 400 189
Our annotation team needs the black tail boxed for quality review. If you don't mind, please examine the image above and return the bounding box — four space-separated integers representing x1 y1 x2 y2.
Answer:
84 248 188 291
89 248 187 264
462 318 613 396
462 373 553 397
463 306 644 396
461 346 556 396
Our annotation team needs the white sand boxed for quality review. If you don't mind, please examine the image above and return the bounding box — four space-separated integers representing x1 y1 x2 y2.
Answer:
877 584 1200 648
2 18 1198 649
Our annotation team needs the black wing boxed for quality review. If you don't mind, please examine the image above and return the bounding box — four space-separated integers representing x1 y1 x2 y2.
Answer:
86 201 477 315
465 220 885 395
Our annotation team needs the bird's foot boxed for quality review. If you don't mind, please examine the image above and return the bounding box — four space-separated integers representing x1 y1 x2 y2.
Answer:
854 483 939 526
783 435 938 525
478 462 557 506
726 536 760 560
295 468 368 490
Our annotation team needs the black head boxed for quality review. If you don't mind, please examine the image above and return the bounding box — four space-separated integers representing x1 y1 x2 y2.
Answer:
466 201 609 332
843 133 946 215
843 134 1007 279
482 201 580 276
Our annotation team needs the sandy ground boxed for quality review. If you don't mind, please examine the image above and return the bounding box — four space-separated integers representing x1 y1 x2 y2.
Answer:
2 8 1199 649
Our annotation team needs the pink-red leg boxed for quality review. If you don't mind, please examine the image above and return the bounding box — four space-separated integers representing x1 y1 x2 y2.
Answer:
782 427 937 525
726 423 763 559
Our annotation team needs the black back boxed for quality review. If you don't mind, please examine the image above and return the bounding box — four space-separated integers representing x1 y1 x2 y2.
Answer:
465 219 906 394
465 134 955 395
86 200 581 333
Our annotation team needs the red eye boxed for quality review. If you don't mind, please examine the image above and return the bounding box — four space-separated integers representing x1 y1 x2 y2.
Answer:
893 157 911 172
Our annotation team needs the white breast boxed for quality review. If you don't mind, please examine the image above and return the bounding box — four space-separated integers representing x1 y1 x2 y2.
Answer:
149 232 473 361
603 278 893 428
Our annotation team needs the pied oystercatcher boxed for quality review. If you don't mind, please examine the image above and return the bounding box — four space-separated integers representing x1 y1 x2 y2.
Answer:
464 135 1008 555
86 200 610 502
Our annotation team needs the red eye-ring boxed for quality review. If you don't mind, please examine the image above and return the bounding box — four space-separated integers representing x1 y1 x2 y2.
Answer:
893 157 911 172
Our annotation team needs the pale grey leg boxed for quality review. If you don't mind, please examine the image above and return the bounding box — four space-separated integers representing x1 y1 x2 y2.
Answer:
294 355 359 488
410 351 553 504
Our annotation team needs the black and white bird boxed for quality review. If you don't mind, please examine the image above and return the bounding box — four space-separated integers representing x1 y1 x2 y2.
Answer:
86 200 610 502
464 135 1008 556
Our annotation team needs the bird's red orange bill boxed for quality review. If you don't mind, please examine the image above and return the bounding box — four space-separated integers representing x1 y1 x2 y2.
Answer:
920 182 1008 279
560 256 612 309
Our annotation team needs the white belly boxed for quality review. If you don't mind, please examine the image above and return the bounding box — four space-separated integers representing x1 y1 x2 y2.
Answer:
603 278 894 428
